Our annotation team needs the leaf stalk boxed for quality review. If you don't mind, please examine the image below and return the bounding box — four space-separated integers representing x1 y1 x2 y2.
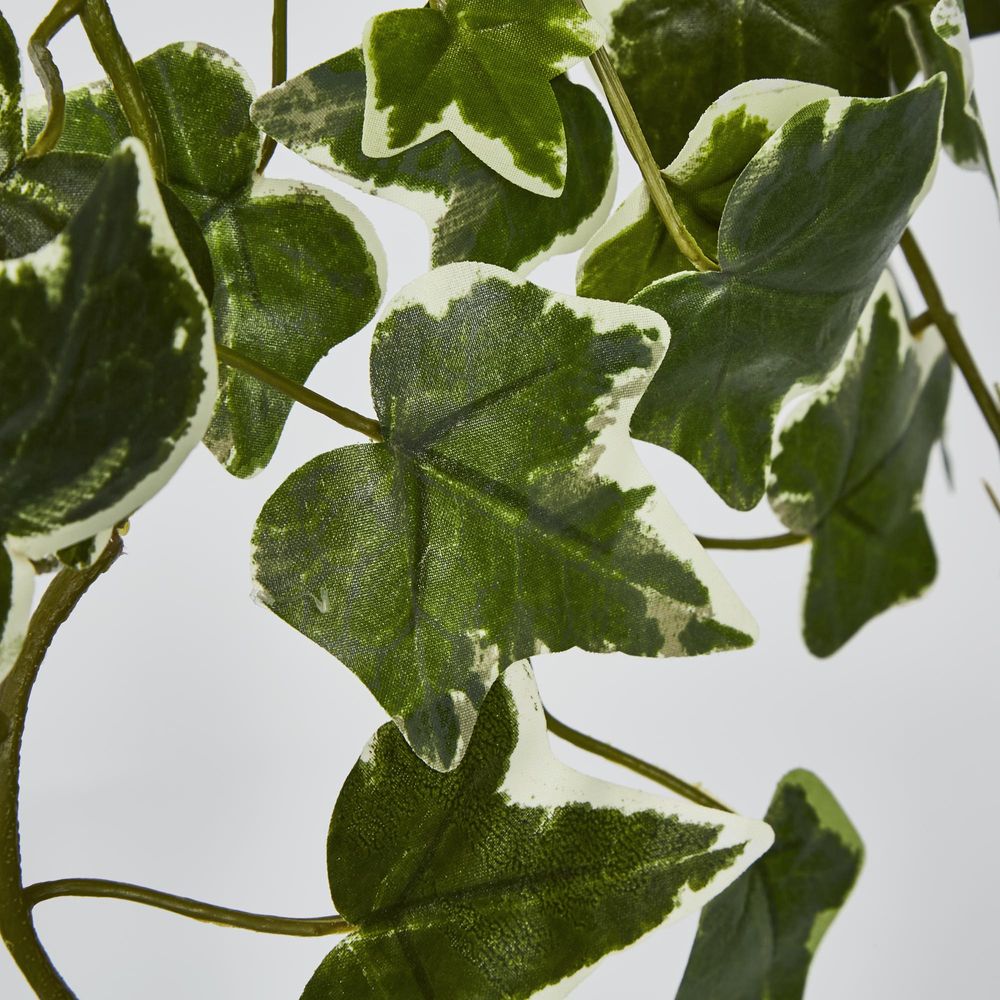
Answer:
696 532 807 551
257 0 289 173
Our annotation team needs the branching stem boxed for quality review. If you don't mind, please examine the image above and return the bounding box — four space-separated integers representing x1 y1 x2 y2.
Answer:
696 531 807 551
257 0 289 173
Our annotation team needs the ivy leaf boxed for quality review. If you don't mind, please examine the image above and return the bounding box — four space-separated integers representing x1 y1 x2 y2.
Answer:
587 0 893 168
0 12 22 175
0 140 215 559
27 42 385 478
768 274 951 657
253 264 756 770
628 80 945 511
251 48 615 275
577 79 836 304
965 0 1000 35
676 769 863 1000
303 661 773 1000
361 0 604 197
0 546 32 683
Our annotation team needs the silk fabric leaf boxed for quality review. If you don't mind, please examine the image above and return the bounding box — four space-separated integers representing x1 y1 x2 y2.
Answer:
304 661 773 1000
676 769 863 1000
251 47 615 275
253 263 756 770
629 80 945 511
0 546 32 683
0 140 215 560
361 0 603 196
768 274 951 657
577 79 835 303
0 12 22 175
587 0 893 168
26 42 385 478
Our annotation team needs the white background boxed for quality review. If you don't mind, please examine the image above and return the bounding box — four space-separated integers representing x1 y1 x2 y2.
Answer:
1 2 998 997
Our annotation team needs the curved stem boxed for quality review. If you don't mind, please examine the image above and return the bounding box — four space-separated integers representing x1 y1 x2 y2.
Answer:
544 710 732 813
25 879 353 938
216 344 383 442
257 0 289 173
696 531 807 551
900 229 1000 451
0 533 124 999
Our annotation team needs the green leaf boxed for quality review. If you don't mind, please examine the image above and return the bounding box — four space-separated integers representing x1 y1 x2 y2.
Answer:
0 545 32 682
0 11 22 174
26 42 385 477
253 264 756 769
577 79 836 303
361 0 603 196
965 0 1000 35
588 0 893 169
629 80 945 511
0 140 215 559
768 274 951 657
676 769 863 1000
251 48 615 275
304 661 773 1000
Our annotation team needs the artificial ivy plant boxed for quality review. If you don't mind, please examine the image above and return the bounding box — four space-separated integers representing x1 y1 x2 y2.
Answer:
0 0 997 996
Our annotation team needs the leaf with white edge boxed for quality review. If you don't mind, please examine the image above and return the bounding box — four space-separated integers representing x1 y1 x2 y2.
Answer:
577 79 836 303
361 0 603 197
0 12 22 175
0 140 215 560
26 42 385 477
588 0 893 169
253 263 756 770
629 80 945 512
893 0 994 180
251 47 616 275
303 660 773 1000
0 546 33 684
768 273 951 657
676 769 863 1000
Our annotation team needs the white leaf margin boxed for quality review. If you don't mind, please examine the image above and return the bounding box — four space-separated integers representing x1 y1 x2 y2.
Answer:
0 546 33 684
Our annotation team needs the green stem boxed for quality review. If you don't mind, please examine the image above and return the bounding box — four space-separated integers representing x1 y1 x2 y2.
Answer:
985 480 1000 517
216 344 384 442
257 0 289 173
909 309 934 337
900 229 1000 451
544 710 732 813
0 533 124 999
25 879 353 938
696 531 807 550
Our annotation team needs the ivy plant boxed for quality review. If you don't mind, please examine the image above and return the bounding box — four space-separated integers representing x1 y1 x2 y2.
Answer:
0 0 997 997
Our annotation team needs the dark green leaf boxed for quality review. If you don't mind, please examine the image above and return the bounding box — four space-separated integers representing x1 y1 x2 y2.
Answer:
0 11 22 174
965 0 1000 35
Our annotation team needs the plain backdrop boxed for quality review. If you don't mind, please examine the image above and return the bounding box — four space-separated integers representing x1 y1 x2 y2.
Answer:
1 2 998 998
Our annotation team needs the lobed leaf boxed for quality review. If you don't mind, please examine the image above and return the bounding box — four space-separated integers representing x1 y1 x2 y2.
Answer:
253 264 756 770
251 47 616 276
676 769 863 1000
304 661 773 999
628 80 945 511
768 273 951 657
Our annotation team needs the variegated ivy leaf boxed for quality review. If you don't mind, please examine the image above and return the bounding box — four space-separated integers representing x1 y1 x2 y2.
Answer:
0 140 215 561
361 0 603 197
587 0 893 168
629 80 945 511
768 273 951 657
253 263 756 770
676 769 863 1000
893 0 994 181
0 546 32 683
577 79 835 304
0 12 22 175
304 661 773 1000
27 42 385 478
251 47 615 275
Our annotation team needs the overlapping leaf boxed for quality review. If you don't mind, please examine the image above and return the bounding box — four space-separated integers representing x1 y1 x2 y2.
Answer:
0 546 32 683
251 47 615 275
577 79 835 303
676 769 863 1000
304 661 773 1000
27 42 385 477
0 140 215 561
0 12 22 175
626 80 944 511
768 274 951 657
361 0 603 196
253 264 756 770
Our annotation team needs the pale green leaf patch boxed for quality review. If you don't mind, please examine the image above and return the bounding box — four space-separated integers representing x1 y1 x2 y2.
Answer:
0 140 215 560
676 769 863 1000
253 263 756 770
251 47 616 275
0 546 33 683
628 80 945 511
768 273 951 657
577 78 836 303
303 661 773 1000
26 42 385 478
361 0 603 197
